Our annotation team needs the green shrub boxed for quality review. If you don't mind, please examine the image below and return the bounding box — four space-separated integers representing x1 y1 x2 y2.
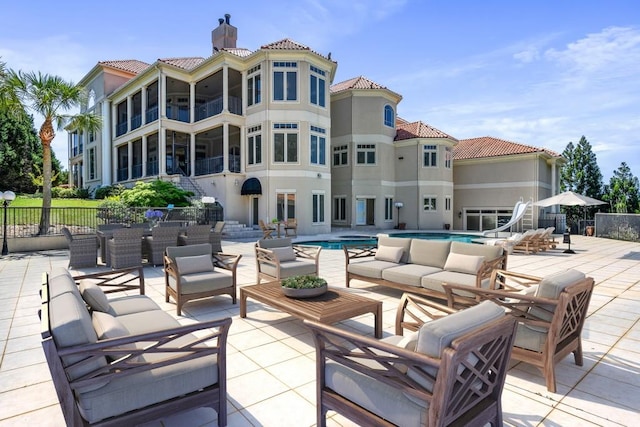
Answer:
96 199 134 223
120 180 192 207
94 184 125 200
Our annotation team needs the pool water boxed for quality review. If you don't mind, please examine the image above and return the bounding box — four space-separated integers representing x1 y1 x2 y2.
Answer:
300 233 476 250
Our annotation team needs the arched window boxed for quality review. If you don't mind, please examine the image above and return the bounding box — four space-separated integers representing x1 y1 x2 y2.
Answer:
384 104 394 127
88 89 96 109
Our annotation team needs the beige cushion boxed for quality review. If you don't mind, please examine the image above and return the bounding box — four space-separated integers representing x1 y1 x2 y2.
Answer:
528 269 585 330
92 311 129 340
451 241 502 259
80 280 111 313
377 236 412 263
175 254 214 275
444 253 484 274
408 239 451 268
375 245 404 263
271 246 297 262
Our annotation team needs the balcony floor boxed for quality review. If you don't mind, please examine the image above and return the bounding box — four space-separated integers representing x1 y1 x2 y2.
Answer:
0 233 638 426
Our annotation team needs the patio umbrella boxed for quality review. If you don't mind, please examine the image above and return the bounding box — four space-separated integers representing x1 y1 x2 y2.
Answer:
534 191 606 253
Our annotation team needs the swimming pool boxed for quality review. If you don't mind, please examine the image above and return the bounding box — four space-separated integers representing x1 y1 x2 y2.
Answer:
299 232 477 250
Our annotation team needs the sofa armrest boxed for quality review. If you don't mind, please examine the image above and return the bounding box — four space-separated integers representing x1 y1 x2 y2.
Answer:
342 244 377 264
72 267 145 295
476 253 508 285
255 246 281 269
45 316 232 393
395 293 457 335
305 319 440 405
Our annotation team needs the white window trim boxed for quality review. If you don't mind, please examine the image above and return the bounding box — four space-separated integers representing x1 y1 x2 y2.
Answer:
423 195 438 212
312 191 326 224
355 143 376 166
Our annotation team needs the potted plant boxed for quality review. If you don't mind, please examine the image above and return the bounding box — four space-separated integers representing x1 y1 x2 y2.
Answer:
281 275 328 298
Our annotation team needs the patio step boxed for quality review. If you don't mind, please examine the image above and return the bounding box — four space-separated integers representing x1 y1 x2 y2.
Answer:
221 220 263 240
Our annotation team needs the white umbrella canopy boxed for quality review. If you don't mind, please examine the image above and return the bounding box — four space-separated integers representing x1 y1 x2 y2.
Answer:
534 191 606 207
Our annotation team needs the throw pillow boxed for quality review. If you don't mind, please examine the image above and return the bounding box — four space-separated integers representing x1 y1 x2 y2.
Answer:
375 245 404 263
443 252 484 274
271 246 297 262
175 254 215 275
79 280 111 312
92 312 138 362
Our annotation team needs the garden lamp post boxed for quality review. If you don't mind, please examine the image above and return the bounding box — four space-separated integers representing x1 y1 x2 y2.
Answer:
1 190 16 256
394 201 404 229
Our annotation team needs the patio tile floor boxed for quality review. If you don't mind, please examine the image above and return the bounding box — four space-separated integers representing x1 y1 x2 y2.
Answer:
0 233 639 426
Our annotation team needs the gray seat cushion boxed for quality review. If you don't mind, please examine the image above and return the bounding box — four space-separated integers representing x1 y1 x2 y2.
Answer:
107 295 162 317
116 310 181 335
347 260 399 279
382 264 442 288
168 271 233 294
261 260 316 278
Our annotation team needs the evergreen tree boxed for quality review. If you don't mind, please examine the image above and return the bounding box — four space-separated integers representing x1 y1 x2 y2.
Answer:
559 136 604 224
0 109 40 193
603 162 640 213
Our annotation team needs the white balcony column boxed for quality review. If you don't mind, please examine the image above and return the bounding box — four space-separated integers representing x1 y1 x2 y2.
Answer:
81 133 88 186
141 85 147 125
112 145 118 183
127 141 133 180
102 100 112 185
241 70 247 116
126 95 132 133
551 160 558 213
222 65 229 113
159 128 167 175
223 122 229 172
190 82 196 123
111 102 117 140
160 73 167 119
142 135 148 177
239 125 246 173
190 132 196 177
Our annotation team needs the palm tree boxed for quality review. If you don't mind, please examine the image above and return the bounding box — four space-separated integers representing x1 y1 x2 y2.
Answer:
3 70 101 235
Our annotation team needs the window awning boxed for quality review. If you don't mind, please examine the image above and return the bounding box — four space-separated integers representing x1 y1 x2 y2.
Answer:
241 177 262 195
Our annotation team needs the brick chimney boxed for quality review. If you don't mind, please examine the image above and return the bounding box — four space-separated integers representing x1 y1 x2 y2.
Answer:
212 13 237 53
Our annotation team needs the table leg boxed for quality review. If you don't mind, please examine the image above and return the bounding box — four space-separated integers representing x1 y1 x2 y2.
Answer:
240 289 248 318
374 303 382 339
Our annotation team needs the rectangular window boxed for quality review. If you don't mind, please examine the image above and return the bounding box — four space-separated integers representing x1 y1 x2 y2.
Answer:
273 62 297 101
247 125 262 165
313 193 325 223
247 65 261 107
423 145 437 167
89 148 95 180
277 192 296 221
445 147 452 169
310 66 326 107
334 197 346 221
273 123 298 163
384 197 394 221
356 144 376 165
423 197 437 211
333 144 348 166
445 196 451 211
310 126 326 165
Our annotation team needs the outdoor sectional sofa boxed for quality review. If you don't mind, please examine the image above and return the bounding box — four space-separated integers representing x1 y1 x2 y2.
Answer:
344 236 507 304
39 266 231 426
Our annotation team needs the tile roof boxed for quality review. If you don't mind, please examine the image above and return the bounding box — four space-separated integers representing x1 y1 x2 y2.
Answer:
395 120 457 141
158 57 206 70
98 60 150 74
260 38 331 60
454 136 561 160
221 48 253 57
330 76 389 93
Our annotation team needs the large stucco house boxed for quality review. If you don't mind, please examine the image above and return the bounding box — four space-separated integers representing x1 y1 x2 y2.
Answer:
68 15 563 235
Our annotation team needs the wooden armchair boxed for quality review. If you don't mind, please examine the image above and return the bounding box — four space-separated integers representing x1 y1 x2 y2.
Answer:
284 218 297 237
443 269 594 392
306 300 517 427
164 243 242 315
259 220 276 239
255 238 321 284
61 227 98 268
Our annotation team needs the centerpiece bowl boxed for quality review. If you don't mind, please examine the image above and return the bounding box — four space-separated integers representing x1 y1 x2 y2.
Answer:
281 275 327 298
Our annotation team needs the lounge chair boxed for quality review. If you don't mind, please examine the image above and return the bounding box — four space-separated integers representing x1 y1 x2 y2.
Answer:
512 229 543 254
539 226 558 250
485 232 524 254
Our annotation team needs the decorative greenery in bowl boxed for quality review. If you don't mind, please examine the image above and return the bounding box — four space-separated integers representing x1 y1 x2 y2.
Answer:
281 275 328 298
281 275 327 289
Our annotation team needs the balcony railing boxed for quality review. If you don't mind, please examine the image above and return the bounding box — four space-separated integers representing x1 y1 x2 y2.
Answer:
132 163 143 179
195 96 242 121
166 104 190 123
146 160 158 176
146 106 159 123
131 114 142 130
116 122 127 137
195 156 224 175
117 167 128 182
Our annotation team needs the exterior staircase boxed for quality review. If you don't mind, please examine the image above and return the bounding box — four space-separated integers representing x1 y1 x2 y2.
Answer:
221 221 263 240
178 175 206 200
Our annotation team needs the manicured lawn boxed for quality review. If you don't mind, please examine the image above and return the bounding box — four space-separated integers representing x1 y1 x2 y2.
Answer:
8 197 103 228
10 197 102 208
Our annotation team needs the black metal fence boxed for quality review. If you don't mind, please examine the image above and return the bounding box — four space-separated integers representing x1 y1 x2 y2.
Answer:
595 213 640 242
0 205 224 238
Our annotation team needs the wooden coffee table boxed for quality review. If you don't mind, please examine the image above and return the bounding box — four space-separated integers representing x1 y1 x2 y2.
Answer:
240 281 382 338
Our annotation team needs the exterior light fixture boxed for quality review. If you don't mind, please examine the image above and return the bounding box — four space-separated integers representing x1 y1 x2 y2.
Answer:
1 190 16 256
394 202 404 229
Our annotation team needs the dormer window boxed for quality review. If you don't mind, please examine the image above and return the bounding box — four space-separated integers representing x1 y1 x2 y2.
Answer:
384 105 394 127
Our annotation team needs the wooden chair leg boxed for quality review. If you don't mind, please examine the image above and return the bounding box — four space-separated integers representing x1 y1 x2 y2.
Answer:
573 343 584 366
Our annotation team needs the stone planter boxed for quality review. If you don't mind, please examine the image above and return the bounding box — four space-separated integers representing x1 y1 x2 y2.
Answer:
281 284 328 298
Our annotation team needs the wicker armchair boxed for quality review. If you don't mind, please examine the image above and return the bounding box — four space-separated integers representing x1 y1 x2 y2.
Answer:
142 226 180 266
106 228 144 269
178 224 212 246
61 227 98 269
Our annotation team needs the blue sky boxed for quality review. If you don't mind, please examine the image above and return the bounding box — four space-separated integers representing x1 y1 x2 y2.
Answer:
2 0 639 182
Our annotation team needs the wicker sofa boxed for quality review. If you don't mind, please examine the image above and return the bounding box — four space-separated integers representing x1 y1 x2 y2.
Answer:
40 266 231 426
344 236 507 304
